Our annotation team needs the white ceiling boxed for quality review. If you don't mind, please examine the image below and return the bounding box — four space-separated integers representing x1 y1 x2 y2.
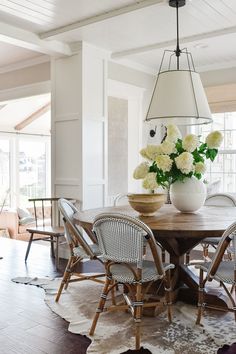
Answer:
0 0 236 73
0 93 51 134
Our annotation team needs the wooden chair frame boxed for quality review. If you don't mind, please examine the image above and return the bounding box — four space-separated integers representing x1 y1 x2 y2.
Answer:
55 199 105 302
25 197 69 267
89 213 174 350
196 222 236 325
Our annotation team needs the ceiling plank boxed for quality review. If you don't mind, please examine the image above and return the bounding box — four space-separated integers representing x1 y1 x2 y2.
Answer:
0 21 71 56
14 102 50 131
40 0 165 39
111 25 236 58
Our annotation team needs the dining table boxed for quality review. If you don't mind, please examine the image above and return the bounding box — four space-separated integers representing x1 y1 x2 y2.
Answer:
73 203 236 311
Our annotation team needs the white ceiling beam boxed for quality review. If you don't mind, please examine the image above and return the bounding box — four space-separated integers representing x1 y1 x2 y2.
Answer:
112 25 236 58
40 0 165 39
0 21 72 56
14 102 50 131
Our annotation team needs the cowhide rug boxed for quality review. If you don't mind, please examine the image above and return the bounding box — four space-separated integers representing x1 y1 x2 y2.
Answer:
11 277 236 354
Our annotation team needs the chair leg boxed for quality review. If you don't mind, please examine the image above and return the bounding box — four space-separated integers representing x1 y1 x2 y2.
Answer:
50 236 55 258
25 233 34 262
202 244 209 260
196 268 204 325
134 282 143 350
55 256 74 302
55 237 59 268
89 277 111 335
165 269 173 323
161 247 165 263
185 251 190 264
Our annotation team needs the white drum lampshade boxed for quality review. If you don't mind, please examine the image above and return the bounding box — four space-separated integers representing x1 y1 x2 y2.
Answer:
145 0 213 128
146 70 212 126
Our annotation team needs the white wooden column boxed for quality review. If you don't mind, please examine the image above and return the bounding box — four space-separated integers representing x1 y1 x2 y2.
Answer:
51 43 108 209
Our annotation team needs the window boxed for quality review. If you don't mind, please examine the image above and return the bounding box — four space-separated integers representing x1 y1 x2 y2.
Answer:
0 139 10 207
19 138 50 206
0 134 50 208
198 112 236 193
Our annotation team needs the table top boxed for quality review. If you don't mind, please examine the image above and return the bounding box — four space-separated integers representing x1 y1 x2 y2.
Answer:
74 204 236 238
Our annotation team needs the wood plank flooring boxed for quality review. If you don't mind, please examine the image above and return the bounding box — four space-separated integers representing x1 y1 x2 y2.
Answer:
0 237 230 354
0 238 92 354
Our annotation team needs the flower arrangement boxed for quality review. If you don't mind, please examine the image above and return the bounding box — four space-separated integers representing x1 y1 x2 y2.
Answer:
133 124 223 190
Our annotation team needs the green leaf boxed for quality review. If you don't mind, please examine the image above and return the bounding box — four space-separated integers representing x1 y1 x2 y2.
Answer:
206 148 218 162
198 143 207 153
194 173 202 180
175 139 184 154
192 149 205 163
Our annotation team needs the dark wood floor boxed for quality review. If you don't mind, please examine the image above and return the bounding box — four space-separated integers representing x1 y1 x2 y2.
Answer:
0 238 230 354
0 237 94 354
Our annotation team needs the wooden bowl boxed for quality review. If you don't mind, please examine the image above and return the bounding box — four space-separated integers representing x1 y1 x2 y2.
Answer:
127 193 166 216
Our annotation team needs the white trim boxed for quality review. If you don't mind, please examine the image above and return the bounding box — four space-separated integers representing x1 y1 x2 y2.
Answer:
0 55 49 74
0 21 71 56
112 25 236 59
110 58 156 76
40 0 165 39
108 79 145 100
0 81 51 103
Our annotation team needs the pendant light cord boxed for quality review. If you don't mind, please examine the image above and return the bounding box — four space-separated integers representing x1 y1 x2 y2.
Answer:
175 0 181 70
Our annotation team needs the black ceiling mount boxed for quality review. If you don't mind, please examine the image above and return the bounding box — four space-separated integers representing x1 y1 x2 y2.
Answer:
169 0 186 8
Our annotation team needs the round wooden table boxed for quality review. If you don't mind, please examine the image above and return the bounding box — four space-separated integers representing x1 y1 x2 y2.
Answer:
74 204 236 310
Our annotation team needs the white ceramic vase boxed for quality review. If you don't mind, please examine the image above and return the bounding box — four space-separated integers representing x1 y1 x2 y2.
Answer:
170 176 206 213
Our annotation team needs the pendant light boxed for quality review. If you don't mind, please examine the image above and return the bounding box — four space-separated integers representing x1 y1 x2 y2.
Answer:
146 0 212 126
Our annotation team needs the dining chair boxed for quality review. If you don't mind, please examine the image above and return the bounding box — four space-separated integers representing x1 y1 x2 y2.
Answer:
195 221 236 324
113 193 167 263
201 193 236 260
113 193 128 206
55 198 105 302
25 197 67 267
89 213 175 350
185 193 236 264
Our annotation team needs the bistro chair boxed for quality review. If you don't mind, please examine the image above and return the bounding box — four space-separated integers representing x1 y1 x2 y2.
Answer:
25 197 68 267
113 193 167 263
89 213 175 350
201 194 236 260
196 221 236 324
185 193 236 264
113 193 129 206
55 198 105 302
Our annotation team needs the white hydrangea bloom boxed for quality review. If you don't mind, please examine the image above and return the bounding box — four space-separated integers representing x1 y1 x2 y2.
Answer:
166 124 182 143
195 162 206 175
133 162 149 179
205 131 223 149
140 145 162 161
182 134 199 153
142 172 159 190
156 155 173 172
175 152 194 174
160 140 176 155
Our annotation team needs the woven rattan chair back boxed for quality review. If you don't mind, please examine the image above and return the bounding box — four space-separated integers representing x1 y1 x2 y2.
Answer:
55 198 104 302
58 198 96 258
205 193 236 207
206 222 236 279
196 221 236 325
113 194 129 206
93 212 164 274
90 213 173 350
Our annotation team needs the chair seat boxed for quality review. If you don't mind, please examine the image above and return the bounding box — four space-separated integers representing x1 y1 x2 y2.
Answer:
110 260 174 284
73 243 101 258
26 226 64 237
195 261 236 284
201 237 221 245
